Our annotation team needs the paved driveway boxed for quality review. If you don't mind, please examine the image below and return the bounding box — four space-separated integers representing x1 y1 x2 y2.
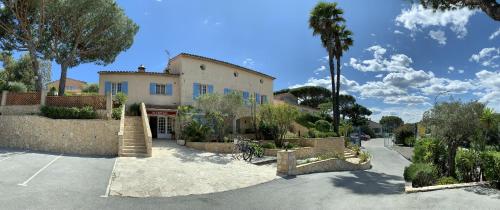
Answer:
109 140 278 197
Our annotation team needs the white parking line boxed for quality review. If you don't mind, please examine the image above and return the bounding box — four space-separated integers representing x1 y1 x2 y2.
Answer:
100 158 118 198
18 154 63 187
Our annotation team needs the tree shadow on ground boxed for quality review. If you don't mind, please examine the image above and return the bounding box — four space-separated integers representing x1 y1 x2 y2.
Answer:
329 170 405 195
153 140 233 165
464 186 500 199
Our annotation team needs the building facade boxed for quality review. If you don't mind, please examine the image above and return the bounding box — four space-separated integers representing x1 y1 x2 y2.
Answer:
47 78 88 95
98 53 275 139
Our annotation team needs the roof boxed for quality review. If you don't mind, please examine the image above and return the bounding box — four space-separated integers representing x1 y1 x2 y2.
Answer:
48 77 87 84
98 71 179 76
171 53 276 80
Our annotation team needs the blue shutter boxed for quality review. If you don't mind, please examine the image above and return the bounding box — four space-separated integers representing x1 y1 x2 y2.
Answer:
224 88 230 95
150 83 156 95
208 85 214 94
243 91 249 104
121 81 128 95
262 95 268 104
255 93 261 104
166 83 173 96
104 81 111 95
193 83 200 99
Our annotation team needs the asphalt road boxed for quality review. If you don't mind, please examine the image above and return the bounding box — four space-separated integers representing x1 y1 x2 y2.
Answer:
1 139 499 210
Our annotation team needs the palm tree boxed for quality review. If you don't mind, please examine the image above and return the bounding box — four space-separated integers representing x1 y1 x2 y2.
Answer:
333 25 353 131
309 2 345 133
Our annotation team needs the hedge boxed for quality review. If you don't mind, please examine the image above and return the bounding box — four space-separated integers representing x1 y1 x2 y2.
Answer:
404 163 438 187
481 151 500 189
40 106 98 119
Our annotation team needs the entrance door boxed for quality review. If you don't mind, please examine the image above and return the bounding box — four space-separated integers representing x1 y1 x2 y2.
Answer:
157 117 168 139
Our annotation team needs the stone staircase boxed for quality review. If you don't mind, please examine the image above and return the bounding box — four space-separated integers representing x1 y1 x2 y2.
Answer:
344 149 356 158
121 116 148 157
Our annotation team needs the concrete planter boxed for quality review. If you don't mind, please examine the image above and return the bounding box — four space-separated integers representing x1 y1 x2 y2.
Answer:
177 139 186 146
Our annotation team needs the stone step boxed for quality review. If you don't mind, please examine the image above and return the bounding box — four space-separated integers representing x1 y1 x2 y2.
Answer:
120 152 148 157
124 134 145 139
123 142 146 147
124 138 145 142
123 145 146 149
122 148 147 153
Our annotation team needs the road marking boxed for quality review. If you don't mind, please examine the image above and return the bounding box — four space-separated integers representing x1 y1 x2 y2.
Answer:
18 154 63 187
100 158 118 198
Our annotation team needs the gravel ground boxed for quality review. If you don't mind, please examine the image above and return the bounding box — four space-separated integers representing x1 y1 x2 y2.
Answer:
109 140 278 197
391 144 414 161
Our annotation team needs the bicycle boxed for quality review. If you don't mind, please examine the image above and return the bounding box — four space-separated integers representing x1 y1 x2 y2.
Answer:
232 136 258 161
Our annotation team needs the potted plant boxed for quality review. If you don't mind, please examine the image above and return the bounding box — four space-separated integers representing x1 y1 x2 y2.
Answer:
174 132 186 145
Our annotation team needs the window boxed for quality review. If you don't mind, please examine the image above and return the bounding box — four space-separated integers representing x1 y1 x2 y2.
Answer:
260 79 264 84
260 95 267 104
199 84 208 95
200 64 206 70
234 72 239 77
111 83 122 95
156 84 166 95
167 117 174 133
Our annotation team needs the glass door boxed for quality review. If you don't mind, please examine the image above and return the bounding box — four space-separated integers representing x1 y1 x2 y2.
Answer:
157 117 167 139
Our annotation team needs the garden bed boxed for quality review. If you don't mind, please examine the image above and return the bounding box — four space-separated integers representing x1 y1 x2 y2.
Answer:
405 181 489 193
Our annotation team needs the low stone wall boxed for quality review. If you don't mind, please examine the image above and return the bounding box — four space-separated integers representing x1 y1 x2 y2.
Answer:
295 158 371 175
264 147 314 159
186 142 234 153
0 105 40 115
0 115 119 156
277 150 371 175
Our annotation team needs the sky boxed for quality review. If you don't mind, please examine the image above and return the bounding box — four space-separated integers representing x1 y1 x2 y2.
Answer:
24 0 500 123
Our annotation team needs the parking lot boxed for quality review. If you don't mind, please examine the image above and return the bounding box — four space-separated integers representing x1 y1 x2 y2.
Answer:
0 148 116 209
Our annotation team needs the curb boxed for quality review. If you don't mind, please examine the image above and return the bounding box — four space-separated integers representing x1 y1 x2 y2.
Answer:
405 181 488 193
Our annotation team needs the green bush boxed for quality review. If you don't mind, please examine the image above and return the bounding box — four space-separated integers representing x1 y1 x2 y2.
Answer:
296 113 322 128
394 124 415 145
314 120 331 132
282 142 298 149
262 142 276 149
183 120 211 142
359 151 370 163
307 128 338 138
259 123 279 140
404 136 416 147
436 177 459 185
40 106 98 119
455 148 481 182
480 151 500 189
404 163 438 185
113 92 127 107
112 107 122 120
360 124 376 138
412 167 438 187
82 83 99 93
413 138 447 175
7 81 27 93
127 103 141 116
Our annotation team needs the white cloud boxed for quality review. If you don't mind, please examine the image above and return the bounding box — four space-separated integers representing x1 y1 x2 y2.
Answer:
382 70 433 89
375 74 383 78
314 65 326 75
394 30 404 35
369 106 428 123
289 75 359 95
242 58 255 67
458 69 464 74
470 47 500 68
395 4 476 38
448 66 455 73
489 27 500 40
475 70 500 111
429 30 447 45
421 77 474 95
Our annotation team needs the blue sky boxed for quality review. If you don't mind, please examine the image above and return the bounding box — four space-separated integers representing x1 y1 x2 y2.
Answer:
39 0 500 122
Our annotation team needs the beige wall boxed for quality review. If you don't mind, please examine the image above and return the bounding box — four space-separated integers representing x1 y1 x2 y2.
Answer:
0 115 119 156
177 56 274 106
99 73 180 106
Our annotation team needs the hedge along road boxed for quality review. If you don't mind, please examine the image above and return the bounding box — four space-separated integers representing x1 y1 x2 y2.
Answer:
1 139 499 210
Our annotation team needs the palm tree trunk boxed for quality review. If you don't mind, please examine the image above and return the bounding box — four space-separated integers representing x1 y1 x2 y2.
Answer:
58 63 68 96
328 53 337 133
335 56 341 133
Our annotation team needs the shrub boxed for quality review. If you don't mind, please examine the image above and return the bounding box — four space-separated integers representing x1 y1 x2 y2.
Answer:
40 106 98 119
404 163 438 187
360 124 376 138
282 142 298 149
413 138 447 175
314 120 331 132
7 81 27 93
455 148 481 182
112 107 122 120
307 128 338 138
113 92 127 107
404 137 416 147
183 120 211 142
359 151 370 163
436 177 459 185
296 113 322 128
259 123 279 140
262 142 276 149
394 124 415 145
82 83 99 93
351 145 361 156
127 103 141 116
480 151 500 189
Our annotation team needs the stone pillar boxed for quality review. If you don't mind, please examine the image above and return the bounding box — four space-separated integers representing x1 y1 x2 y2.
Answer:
232 118 237 134
106 93 113 119
1 90 7 106
40 90 47 106
277 150 297 176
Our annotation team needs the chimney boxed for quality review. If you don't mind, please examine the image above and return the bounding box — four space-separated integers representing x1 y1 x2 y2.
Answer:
138 64 146 72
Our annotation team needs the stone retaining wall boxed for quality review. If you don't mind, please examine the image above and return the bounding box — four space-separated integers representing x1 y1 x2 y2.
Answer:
186 142 234 153
0 115 119 156
264 147 314 159
0 105 41 115
295 158 371 175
